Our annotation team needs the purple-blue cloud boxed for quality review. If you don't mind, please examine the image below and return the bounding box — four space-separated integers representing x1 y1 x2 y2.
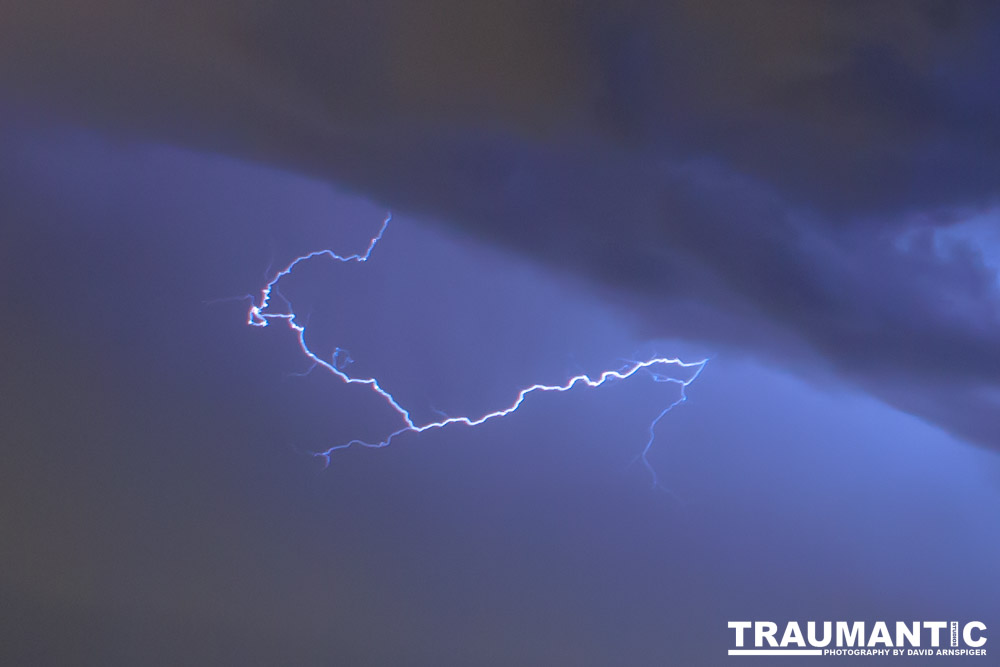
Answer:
3 0 999 449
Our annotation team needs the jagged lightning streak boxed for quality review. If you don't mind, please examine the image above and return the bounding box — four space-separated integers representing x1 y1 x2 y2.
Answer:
247 213 707 486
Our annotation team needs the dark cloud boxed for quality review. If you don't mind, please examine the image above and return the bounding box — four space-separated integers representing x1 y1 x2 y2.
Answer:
2 0 999 449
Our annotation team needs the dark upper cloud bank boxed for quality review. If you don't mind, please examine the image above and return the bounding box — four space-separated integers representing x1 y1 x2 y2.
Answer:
3 0 999 449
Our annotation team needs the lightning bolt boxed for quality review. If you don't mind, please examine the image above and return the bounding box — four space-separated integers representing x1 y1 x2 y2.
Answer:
246 213 708 487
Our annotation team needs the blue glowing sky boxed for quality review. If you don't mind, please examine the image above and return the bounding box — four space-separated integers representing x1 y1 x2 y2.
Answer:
2 3 1000 664
2 122 998 665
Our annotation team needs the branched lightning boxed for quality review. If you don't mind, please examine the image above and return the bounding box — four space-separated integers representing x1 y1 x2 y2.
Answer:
246 213 707 487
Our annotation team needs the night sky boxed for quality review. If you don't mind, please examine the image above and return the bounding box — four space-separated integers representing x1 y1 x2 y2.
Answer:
1 3 999 665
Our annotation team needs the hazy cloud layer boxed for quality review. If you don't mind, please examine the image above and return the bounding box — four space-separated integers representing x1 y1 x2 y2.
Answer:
3 0 999 448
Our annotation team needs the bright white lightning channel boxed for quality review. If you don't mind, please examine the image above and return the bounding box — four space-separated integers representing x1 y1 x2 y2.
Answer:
247 213 707 487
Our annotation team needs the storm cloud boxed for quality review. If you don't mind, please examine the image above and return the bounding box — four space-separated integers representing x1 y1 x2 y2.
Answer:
3 0 999 448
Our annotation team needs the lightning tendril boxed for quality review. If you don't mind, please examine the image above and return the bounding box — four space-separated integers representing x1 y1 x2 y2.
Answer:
246 213 707 487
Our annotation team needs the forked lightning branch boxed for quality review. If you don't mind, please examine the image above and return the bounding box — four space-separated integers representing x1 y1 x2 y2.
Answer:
246 213 707 485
